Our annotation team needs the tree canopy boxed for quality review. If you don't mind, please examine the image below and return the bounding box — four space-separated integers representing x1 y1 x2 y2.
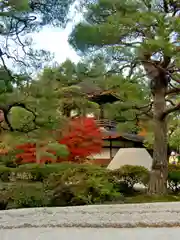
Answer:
68 0 180 194
0 0 75 74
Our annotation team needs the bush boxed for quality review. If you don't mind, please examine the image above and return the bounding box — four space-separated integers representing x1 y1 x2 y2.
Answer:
14 162 78 182
60 164 108 183
110 165 150 189
48 178 120 206
168 164 180 172
0 151 20 168
168 171 180 192
4 159 17 168
46 165 121 206
0 190 10 210
12 184 47 208
0 166 12 182
168 164 180 193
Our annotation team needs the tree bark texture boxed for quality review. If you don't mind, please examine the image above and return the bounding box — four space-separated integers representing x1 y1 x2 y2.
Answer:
148 84 168 195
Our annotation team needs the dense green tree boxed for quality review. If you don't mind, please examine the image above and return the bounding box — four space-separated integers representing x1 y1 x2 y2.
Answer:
0 0 74 74
39 56 148 123
0 0 75 158
69 0 180 194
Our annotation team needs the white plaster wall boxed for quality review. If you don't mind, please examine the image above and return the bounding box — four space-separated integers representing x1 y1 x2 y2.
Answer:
90 148 118 159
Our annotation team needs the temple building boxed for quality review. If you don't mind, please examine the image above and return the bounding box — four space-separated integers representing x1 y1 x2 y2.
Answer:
63 80 149 166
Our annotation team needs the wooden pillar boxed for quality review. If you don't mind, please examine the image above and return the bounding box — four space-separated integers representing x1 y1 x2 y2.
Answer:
99 104 104 119
109 125 113 160
62 104 71 117
110 137 112 160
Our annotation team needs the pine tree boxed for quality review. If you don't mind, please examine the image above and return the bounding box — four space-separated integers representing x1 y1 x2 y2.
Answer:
0 1 74 157
69 0 180 194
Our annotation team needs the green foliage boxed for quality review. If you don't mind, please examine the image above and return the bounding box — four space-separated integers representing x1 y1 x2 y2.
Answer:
14 163 75 182
110 165 149 188
47 142 69 157
1 163 180 209
8 107 35 131
49 177 120 206
0 149 18 168
0 0 75 77
0 166 12 182
46 165 120 206
46 164 107 186
168 171 180 193
0 189 10 210
69 0 180 148
12 185 47 208
168 164 180 193
168 115 180 151
9 0 30 11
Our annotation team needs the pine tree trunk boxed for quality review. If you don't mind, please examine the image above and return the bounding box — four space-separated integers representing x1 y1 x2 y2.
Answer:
148 88 168 195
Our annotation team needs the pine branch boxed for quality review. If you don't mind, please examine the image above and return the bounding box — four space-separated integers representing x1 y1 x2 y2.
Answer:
161 102 180 120
166 99 176 106
166 87 180 95
163 0 169 13
119 102 153 118
0 102 40 133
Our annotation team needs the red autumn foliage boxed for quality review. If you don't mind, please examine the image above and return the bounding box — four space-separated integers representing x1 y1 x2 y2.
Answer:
15 143 36 163
14 117 103 164
59 117 103 162
15 143 56 164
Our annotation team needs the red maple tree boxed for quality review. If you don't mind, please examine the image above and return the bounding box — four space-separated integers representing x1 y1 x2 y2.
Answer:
59 117 103 162
15 143 56 164
14 117 103 164
15 143 36 164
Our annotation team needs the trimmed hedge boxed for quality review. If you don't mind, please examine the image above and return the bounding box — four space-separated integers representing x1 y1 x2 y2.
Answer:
109 165 149 189
0 163 80 182
0 163 179 210
45 165 121 206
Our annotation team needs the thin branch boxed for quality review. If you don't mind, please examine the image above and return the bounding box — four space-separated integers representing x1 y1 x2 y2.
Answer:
161 102 180 120
119 102 153 118
0 102 41 133
134 102 153 118
163 0 169 13
0 51 16 85
166 99 176 106
166 87 180 95
171 77 180 84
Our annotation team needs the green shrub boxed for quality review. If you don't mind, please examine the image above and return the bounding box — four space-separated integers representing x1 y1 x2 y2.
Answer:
168 171 180 192
60 164 108 183
12 184 47 208
14 163 78 182
0 189 10 209
110 165 150 189
0 151 19 168
168 164 180 172
4 159 17 168
46 165 120 206
48 177 120 206
0 166 12 182
168 164 180 193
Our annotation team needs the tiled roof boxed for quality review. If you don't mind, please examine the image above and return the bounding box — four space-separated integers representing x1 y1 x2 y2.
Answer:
101 128 144 142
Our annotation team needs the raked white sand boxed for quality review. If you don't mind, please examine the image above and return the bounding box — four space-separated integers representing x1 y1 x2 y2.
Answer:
0 202 180 228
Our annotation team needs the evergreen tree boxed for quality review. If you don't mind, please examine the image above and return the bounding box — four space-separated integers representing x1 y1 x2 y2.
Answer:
0 0 74 74
0 0 74 159
69 0 180 194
